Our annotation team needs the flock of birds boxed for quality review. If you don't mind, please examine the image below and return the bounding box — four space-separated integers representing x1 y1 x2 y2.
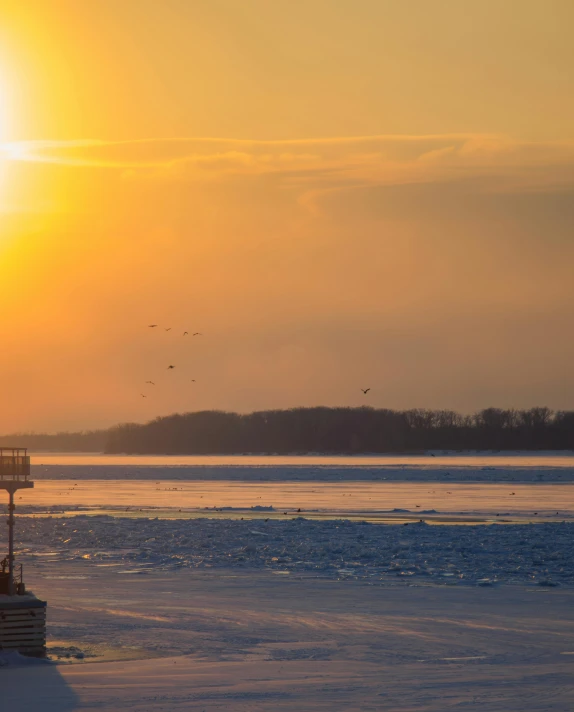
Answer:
139 324 203 399
138 324 372 401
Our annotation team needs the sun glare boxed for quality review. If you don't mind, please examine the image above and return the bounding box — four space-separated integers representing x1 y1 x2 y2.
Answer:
0 80 8 142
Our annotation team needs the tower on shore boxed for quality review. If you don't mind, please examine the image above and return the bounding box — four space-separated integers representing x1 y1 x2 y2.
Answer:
0 448 46 656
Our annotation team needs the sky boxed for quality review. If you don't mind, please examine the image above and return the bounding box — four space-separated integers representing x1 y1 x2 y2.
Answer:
0 0 573 432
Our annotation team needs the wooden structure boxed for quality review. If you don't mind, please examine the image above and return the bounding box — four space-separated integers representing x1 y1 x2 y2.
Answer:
0 448 33 596
0 597 47 656
0 448 46 656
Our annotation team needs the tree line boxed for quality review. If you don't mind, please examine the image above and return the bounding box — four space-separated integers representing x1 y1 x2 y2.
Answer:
0 430 108 452
3 407 573 454
104 406 574 454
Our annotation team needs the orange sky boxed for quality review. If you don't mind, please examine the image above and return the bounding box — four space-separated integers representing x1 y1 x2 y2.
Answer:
0 1 573 431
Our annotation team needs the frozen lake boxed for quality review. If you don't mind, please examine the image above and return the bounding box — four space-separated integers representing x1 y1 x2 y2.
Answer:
29 452 574 491
9 507 574 710
30 450 574 468
18 479 574 522
7 566 574 711
6 453 574 710
18 451 574 522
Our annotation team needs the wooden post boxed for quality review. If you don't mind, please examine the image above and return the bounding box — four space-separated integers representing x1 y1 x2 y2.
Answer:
7 486 15 596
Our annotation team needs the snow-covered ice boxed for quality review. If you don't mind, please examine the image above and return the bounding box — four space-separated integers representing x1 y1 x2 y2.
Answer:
4 457 574 710
15 515 574 587
31 458 574 483
5 567 574 710
19 479 574 516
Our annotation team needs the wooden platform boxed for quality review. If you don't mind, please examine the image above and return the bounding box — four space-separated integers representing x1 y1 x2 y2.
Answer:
0 479 33 494
0 596 46 656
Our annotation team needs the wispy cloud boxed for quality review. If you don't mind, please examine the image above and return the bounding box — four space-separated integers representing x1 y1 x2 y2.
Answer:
3 135 574 198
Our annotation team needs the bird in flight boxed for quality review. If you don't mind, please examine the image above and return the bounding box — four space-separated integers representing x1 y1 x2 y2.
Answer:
165 328 172 332
145 381 155 385
191 379 196 382
140 394 147 398
148 325 158 328
183 331 188 336
361 388 371 394
167 365 175 369
193 332 203 336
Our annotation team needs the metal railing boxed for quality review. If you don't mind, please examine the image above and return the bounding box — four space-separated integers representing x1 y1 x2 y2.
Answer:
0 560 24 595
0 449 30 481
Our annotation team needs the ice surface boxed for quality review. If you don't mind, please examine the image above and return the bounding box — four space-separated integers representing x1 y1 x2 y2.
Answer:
31 459 574 482
5 457 574 710
0 651 50 667
14 515 574 587
17 479 574 514
7 567 574 711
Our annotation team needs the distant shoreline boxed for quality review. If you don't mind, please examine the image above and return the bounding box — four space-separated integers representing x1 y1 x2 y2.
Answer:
5 406 574 454
26 449 574 457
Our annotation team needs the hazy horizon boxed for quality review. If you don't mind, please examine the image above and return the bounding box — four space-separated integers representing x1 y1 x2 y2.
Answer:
1 1 573 431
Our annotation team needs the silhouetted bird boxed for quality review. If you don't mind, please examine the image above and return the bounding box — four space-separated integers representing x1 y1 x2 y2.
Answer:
361 388 371 394
167 365 175 369
145 381 155 385
183 332 188 336
165 328 172 331
191 379 196 382
148 325 158 328
193 332 203 336
140 394 147 398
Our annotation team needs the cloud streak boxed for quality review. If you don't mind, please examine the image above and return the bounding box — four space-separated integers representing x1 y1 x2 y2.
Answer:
3 135 574 208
